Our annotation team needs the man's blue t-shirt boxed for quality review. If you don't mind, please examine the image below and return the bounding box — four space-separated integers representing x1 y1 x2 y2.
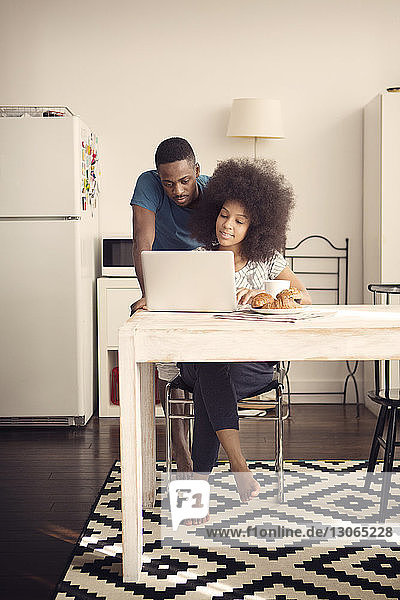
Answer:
130 170 209 250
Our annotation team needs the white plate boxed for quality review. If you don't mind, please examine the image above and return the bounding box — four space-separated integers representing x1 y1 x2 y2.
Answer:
254 307 312 315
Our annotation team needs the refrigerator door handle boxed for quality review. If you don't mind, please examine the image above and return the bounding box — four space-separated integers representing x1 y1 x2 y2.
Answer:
0 216 81 222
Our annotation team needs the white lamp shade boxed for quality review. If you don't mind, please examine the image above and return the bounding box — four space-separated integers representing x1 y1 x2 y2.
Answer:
227 98 284 138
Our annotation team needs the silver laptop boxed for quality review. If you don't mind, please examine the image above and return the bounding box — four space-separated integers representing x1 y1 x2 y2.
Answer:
141 250 237 312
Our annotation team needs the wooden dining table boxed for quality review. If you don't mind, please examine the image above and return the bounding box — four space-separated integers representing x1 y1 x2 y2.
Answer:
118 304 400 581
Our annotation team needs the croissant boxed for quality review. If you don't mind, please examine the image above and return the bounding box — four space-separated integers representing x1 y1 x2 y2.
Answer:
276 287 302 305
251 292 275 308
271 296 298 309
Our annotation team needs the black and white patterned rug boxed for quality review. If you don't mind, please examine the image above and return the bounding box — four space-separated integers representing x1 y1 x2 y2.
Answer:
55 461 400 599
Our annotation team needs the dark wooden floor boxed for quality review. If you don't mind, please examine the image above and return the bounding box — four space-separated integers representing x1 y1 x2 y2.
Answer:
0 404 376 600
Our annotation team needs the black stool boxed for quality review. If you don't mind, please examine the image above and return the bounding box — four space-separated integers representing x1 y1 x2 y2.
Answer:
364 283 400 520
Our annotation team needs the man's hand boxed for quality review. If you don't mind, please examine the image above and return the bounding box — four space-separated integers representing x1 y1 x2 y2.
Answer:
236 288 265 306
130 297 147 315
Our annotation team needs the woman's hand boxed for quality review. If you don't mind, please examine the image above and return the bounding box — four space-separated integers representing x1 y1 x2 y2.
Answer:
236 288 265 306
275 266 312 305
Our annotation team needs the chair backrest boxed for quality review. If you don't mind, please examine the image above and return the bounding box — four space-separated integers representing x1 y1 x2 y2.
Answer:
285 235 349 305
368 283 400 396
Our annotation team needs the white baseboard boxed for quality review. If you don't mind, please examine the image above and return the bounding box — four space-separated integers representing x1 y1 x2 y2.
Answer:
285 377 361 404
155 382 362 407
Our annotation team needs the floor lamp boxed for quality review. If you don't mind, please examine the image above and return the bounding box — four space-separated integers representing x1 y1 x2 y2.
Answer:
226 98 284 158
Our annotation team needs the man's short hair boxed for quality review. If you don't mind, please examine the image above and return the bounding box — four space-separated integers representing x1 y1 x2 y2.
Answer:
155 137 196 168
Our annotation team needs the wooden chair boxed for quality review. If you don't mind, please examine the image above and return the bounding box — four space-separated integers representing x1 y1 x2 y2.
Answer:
165 364 287 500
284 235 359 415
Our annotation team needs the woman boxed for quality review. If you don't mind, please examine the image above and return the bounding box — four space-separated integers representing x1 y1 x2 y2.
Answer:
179 158 311 506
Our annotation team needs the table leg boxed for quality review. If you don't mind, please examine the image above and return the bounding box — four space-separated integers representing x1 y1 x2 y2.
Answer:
141 363 156 508
119 330 143 582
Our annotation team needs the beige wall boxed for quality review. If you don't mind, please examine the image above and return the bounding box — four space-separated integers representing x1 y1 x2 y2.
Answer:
1 0 400 304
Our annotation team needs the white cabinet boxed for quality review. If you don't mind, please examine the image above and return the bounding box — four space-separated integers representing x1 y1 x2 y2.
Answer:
97 277 142 416
363 92 400 291
363 92 400 413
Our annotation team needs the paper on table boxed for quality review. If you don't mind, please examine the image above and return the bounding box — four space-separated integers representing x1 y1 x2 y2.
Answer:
214 309 337 322
214 313 297 323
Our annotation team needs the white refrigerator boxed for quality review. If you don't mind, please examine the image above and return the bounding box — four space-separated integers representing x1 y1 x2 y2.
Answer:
0 106 100 425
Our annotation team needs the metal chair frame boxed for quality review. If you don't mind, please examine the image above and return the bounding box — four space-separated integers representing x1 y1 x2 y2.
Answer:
284 235 359 416
165 363 288 500
364 283 400 520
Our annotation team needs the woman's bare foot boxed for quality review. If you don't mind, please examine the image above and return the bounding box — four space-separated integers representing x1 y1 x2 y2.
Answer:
216 429 260 503
231 458 260 503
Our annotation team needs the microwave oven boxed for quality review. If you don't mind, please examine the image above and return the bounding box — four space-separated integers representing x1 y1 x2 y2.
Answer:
101 237 136 276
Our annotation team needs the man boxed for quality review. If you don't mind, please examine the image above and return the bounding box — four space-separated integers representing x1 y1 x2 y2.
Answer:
130 137 209 472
